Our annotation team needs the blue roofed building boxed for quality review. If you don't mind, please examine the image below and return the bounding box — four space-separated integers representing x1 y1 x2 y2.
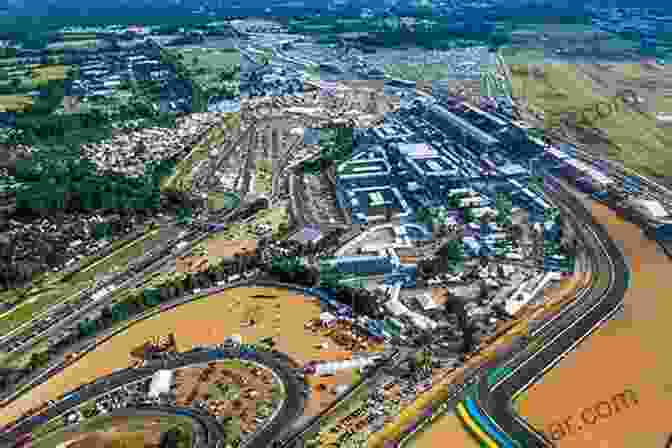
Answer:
327 255 396 276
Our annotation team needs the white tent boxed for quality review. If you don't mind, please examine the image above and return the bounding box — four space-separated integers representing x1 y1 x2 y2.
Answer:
628 198 669 220
415 293 438 310
148 370 174 398
384 299 408 317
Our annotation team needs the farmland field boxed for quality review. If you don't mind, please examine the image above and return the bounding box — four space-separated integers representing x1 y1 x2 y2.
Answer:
0 95 33 112
31 65 67 83
174 47 240 90
509 61 672 184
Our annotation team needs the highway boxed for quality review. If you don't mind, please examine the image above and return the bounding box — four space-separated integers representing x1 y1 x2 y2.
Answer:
0 228 211 357
2 347 306 448
470 178 628 447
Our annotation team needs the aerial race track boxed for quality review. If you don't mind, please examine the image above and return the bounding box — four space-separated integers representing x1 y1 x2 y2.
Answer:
0 280 339 448
455 177 629 447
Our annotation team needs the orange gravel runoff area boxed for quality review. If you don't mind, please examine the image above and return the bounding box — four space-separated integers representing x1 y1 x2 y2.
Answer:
0 287 347 427
405 412 481 448
516 199 672 448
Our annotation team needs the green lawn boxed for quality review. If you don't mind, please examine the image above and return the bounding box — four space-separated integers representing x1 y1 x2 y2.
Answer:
255 159 272 194
175 47 240 90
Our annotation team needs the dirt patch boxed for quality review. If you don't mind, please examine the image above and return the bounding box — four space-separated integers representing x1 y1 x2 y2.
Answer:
0 287 365 426
516 200 672 447
66 431 154 448
0 287 331 426
172 361 280 435
176 239 257 273
406 412 480 448
304 370 358 417
50 416 175 448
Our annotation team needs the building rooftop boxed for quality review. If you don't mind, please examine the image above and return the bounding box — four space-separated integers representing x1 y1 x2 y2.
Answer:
396 142 438 159
629 198 669 220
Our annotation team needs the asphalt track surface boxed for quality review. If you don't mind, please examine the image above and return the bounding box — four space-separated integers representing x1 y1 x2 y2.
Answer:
2 347 306 448
473 179 629 447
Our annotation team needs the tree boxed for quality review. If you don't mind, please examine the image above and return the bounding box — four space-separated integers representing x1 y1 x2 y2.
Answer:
256 50 271 66
463 207 476 224
160 425 191 448
27 351 49 370
80 402 99 419
446 193 461 209
319 261 342 290
221 417 242 446
495 192 513 225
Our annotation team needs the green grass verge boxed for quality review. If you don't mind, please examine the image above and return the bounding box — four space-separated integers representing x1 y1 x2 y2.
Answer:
255 159 272 194
66 230 162 285
0 338 50 369
0 280 91 336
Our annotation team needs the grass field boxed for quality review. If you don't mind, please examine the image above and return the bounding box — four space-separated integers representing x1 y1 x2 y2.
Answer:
207 191 229 211
509 62 672 180
255 159 272 194
0 338 50 369
0 95 33 112
175 47 240 90
383 63 451 82
31 65 67 83
0 280 92 336
66 230 162 285
0 228 165 336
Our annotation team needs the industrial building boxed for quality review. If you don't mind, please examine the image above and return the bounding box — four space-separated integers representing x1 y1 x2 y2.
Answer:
326 255 396 276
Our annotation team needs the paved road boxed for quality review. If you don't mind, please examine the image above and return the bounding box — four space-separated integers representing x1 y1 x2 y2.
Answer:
3 347 306 448
472 179 628 447
0 226 213 357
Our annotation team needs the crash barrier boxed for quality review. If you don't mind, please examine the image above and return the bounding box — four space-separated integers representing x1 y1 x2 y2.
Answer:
463 397 519 448
1 280 336 410
367 378 455 448
456 401 500 448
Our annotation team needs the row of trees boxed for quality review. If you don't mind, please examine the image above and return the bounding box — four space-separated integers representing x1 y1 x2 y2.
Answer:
20 251 261 384
13 154 174 215
269 256 318 287
301 128 354 175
